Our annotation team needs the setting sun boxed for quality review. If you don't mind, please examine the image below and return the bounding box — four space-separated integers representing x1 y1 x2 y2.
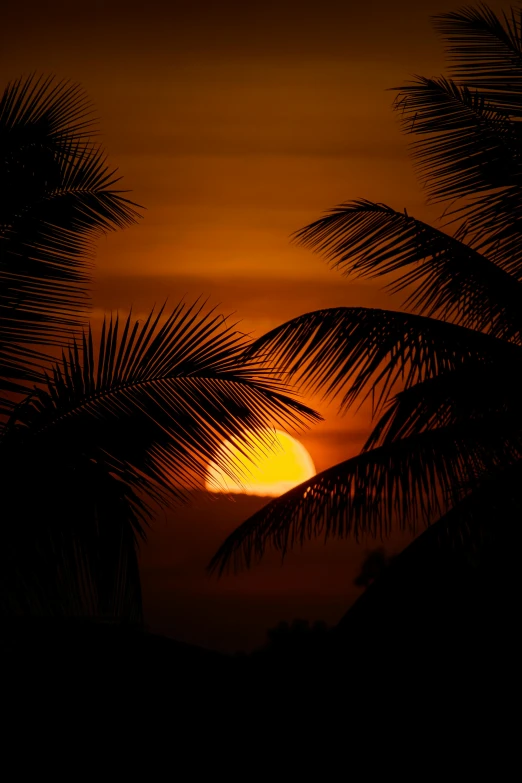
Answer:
205 430 316 497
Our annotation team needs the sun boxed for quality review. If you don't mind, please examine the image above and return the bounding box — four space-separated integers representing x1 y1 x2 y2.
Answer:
205 429 316 497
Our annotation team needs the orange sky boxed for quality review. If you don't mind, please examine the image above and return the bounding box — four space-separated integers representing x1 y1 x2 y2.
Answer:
2 0 510 650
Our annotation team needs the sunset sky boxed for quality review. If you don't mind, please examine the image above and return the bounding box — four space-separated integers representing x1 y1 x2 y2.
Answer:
2 0 509 650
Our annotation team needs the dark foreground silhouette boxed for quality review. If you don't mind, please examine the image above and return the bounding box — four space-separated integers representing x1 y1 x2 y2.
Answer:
4 526 517 750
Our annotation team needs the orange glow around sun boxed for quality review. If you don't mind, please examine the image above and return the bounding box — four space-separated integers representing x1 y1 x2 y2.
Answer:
205 429 316 497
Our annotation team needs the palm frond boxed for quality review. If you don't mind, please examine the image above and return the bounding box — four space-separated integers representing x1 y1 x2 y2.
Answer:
208 414 522 575
292 200 522 338
392 75 521 202
364 358 522 449
0 343 48 400
0 74 141 413
2 300 319 616
434 4 522 116
210 4 522 582
245 306 513 416
392 72 522 279
337 458 522 642
11 301 320 504
449 181 522 280
0 72 96 137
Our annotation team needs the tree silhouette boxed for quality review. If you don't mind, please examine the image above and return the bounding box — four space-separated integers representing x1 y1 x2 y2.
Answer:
0 75 140 422
209 3 522 575
0 75 319 618
353 549 396 588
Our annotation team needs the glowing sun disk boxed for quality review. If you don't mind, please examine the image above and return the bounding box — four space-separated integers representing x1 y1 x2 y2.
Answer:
205 430 316 497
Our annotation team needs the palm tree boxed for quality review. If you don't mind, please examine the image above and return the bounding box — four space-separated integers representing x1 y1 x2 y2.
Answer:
209 3 522 577
0 75 319 619
0 75 145 418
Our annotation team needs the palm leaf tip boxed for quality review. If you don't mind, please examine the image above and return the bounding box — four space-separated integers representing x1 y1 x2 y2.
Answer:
0 73 96 144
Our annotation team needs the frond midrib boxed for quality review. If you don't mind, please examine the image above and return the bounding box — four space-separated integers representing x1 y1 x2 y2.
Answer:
30 367 297 435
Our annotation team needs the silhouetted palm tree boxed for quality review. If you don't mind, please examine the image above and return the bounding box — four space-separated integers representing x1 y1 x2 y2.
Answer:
0 75 319 618
210 3 522 575
0 75 139 421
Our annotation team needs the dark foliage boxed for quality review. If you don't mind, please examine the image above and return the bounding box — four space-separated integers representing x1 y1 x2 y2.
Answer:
0 74 140 417
0 76 319 618
210 3 522 575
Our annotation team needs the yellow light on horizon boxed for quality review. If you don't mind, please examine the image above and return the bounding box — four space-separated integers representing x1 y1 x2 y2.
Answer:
205 429 316 497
